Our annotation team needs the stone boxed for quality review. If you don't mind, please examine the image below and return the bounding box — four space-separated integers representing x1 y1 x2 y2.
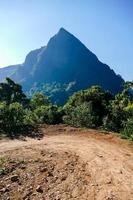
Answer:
0 187 9 193
39 167 47 173
36 185 43 193
10 175 19 182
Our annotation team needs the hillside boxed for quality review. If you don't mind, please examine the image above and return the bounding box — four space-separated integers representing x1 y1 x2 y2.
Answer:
0 125 133 200
0 65 19 82
0 28 124 104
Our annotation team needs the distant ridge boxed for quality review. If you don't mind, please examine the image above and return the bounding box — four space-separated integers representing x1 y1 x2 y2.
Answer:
0 65 19 82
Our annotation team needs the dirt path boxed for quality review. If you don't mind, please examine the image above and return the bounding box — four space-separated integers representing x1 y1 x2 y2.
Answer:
0 125 133 200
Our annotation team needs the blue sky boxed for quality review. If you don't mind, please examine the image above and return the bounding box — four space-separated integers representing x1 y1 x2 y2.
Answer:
0 0 133 80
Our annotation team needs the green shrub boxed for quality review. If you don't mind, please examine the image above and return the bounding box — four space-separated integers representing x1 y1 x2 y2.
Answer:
23 109 37 127
0 102 8 131
7 103 25 134
0 102 26 135
33 105 63 125
30 92 50 109
121 118 133 140
124 103 133 117
0 78 29 106
102 106 126 132
63 102 99 128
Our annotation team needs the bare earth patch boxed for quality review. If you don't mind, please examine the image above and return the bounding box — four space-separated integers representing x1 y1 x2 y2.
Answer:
0 125 133 200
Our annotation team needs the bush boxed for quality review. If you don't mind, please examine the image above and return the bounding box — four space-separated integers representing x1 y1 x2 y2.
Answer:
63 102 99 128
0 78 29 106
102 106 126 132
63 86 113 128
0 102 8 131
121 118 133 140
8 102 24 125
23 109 37 127
0 102 25 135
30 92 50 109
33 105 63 125
124 103 133 118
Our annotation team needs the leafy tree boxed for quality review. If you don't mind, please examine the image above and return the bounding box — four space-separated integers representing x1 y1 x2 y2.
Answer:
121 119 133 140
124 103 133 117
46 105 63 124
0 78 29 106
123 81 133 91
33 105 63 124
0 102 25 136
120 103 133 140
0 102 8 131
64 86 113 127
103 87 133 132
23 109 38 126
7 102 25 131
63 102 98 128
30 92 50 109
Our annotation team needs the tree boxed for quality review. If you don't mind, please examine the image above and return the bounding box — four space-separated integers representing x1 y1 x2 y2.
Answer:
121 119 133 140
63 102 98 128
124 103 133 117
103 89 132 132
8 102 25 131
0 78 29 106
122 81 133 102
0 102 8 132
33 105 63 124
30 92 50 109
123 81 133 91
0 102 25 136
64 86 113 127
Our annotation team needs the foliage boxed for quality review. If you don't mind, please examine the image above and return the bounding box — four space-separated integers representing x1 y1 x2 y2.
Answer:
33 105 63 124
0 78 29 106
103 104 126 132
0 78 133 140
103 89 132 132
30 92 50 109
121 119 133 140
121 102 133 140
124 103 133 117
0 102 8 131
63 86 113 127
63 102 99 128
23 109 37 127
0 102 25 135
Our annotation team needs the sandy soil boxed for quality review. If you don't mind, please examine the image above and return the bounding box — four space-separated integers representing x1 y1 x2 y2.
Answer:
0 125 133 200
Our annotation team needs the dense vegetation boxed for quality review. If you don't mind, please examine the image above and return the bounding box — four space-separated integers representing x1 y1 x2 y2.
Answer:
0 78 133 140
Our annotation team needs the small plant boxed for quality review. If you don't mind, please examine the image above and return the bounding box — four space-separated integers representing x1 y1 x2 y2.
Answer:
0 167 7 175
0 157 8 175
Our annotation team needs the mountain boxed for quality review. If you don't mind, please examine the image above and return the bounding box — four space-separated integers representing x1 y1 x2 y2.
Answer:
0 65 19 82
0 28 124 104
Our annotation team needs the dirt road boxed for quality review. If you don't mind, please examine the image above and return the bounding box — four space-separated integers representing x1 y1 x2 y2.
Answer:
0 125 133 200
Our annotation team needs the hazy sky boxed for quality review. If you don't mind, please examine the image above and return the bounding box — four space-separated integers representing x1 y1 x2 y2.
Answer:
0 0 133 80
